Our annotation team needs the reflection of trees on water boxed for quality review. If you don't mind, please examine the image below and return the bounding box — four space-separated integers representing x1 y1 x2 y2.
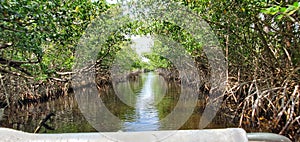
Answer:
0 95 96 133
155 81 235 130
122 72 161 131
155 82 180 120
0 72 235 133
99 86 137 122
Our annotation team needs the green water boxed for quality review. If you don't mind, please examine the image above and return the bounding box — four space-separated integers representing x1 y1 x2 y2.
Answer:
0 72 234 133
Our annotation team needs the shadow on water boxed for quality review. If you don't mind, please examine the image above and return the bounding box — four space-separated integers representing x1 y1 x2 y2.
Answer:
0 94 96 133
0 72 235 133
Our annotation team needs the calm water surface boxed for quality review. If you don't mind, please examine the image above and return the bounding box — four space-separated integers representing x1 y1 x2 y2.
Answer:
0 72 234 133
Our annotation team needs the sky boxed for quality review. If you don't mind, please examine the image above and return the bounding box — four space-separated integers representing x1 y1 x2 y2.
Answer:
130 35 153 62
106 0 119 4
105 0 153 62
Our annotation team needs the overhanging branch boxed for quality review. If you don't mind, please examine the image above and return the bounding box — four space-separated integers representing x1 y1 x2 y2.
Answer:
0 57 39 67
0 42 13 49
0 67 33 79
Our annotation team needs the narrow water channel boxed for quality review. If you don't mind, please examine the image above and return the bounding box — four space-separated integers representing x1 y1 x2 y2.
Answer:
0 72 235 133
122 72 161 131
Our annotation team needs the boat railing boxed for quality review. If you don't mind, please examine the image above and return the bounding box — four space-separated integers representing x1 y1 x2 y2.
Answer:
0 127 292 142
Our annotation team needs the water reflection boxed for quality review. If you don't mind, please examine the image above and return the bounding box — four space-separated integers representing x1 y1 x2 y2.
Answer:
0 94 96 133
0 72 235 133
122 72 166 131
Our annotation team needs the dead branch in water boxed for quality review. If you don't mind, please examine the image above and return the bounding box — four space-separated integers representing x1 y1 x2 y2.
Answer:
34 112 55 133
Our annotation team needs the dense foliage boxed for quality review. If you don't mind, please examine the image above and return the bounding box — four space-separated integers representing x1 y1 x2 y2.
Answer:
0 0 299 140
0 0 109 79
176 0 300 140
0 0 112 105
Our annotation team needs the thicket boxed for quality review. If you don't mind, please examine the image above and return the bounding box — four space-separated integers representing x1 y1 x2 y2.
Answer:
0 0 299 140
178 0 300 140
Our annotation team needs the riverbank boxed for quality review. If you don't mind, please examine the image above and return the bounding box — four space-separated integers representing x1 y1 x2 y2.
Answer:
148 68 300 141
0 72 236 134
0 68 299 141
0 75 71 107
155 68 180 83
0 69 147 107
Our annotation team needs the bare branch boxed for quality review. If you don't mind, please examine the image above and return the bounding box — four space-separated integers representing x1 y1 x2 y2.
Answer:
0 67 33 79
0 42 13 49
0 57 39 67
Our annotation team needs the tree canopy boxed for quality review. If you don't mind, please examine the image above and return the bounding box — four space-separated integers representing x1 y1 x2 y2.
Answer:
0 0 299 140
0 0 108 80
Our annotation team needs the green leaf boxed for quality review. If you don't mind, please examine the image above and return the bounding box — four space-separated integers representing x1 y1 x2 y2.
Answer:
270 11 277 15
288 9 297 16
286 5 295 12
280 7 287 13
260 9 268 14
276 14 284 20
293 2 299 7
